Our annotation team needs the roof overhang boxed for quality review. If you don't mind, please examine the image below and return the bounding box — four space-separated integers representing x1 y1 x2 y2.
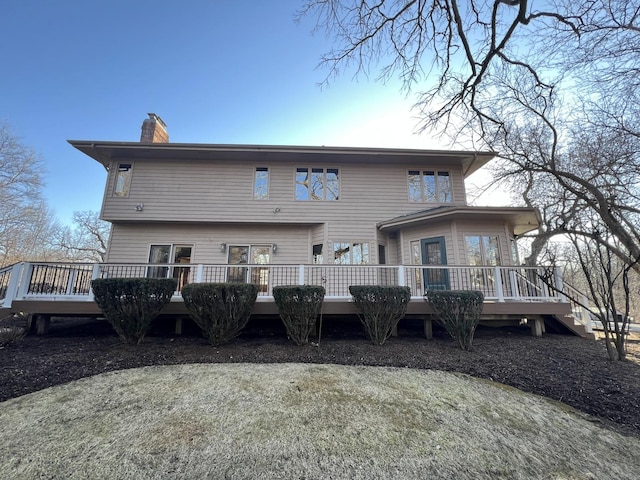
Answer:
67 141 496 176
377 206 541 236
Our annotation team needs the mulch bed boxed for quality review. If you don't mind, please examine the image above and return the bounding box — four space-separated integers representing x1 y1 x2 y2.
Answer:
2 315 639 439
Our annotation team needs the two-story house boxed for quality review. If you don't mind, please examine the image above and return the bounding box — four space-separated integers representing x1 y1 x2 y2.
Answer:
0 114 591 337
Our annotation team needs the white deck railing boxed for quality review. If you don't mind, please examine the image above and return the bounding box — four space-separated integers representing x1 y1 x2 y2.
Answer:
0 261 567 308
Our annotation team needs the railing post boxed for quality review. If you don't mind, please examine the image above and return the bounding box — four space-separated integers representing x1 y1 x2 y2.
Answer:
539 268 550 298
398 265 405 287
580 293 593 333
16 262 33 298
494 266 505 302
554 268 566 302
2 263 25 308
87 264 101 302
66 267 77 296
196 264 204 283
298 265 305 285
509 270 519 300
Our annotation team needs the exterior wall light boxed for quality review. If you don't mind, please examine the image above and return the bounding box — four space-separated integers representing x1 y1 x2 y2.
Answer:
272 244 278 253
220 243 227 253
135 203 144 211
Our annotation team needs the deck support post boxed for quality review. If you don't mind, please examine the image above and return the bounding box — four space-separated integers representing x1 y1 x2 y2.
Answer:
391 323 398 337
423 317 433 340
530 317 544 337
175 317 185 335
36 315 51 335
25 314 36 332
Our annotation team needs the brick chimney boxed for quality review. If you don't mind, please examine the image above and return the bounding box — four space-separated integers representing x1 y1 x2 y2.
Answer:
140 113 169 143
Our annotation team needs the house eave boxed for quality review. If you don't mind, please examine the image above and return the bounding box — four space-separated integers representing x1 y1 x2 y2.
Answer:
67 140 496 175
377 206 541 236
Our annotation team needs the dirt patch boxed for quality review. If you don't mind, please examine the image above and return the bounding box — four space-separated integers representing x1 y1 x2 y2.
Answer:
1 315 639 438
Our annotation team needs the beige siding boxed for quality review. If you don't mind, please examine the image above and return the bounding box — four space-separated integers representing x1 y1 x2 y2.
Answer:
101 156 514 266
102 159 467 227
107 223 310 264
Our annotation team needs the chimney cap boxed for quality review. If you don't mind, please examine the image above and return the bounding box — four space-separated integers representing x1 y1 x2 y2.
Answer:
146 113 167 128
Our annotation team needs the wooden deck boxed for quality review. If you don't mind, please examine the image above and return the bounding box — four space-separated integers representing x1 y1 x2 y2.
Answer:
1 261 592 338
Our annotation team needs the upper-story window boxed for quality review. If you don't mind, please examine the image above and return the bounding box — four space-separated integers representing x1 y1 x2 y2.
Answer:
408 170 452 203
114 163 133 197
296 167 339 201
253 167 269 200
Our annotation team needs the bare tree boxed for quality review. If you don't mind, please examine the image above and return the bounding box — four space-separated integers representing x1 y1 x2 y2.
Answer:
54 210 110 262
0 122 60 267
302 2 640 358
566 232 635 361
301 2 640 267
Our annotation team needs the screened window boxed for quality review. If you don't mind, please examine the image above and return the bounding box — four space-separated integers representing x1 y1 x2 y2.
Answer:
254 167 269 200
333 242 369 265
296 167 339 200
114 163 132 196
408 170 452 203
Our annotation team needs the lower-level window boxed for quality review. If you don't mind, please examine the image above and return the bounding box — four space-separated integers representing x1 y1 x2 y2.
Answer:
147 244 193 289
333 242 369 265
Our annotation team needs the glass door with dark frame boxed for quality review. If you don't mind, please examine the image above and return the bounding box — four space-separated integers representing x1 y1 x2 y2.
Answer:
227 245 271 293
421 237 449 290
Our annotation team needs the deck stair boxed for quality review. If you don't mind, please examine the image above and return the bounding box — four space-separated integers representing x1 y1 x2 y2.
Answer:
547 281 596 340
549 313 595 340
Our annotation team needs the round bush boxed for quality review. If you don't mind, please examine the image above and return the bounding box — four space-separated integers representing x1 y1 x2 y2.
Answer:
181 283 259 346
91 278 177 345
273 285 325 345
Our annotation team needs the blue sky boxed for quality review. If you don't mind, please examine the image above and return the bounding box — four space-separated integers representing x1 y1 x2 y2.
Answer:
1 0 457 226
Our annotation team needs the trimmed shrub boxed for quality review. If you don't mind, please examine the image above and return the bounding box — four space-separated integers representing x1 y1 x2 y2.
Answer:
273 285 325 345
425 290 484 351
349 285 411 345
91 278 177 345
181 283 259 346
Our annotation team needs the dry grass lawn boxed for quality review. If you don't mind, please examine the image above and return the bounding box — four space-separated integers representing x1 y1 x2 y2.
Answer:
2 363 639 479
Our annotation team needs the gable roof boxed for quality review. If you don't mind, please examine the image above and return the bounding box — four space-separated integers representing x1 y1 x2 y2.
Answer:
377 206 540 236
68 141 496 177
